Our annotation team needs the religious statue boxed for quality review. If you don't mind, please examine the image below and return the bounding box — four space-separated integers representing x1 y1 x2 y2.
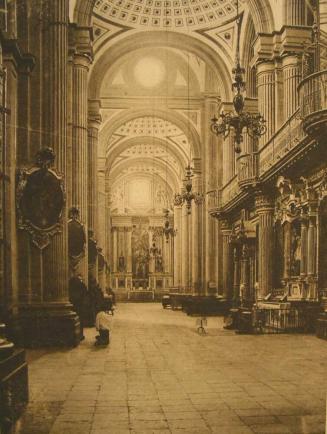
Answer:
155 250 163 273
118 253 126 272
291 226 301 276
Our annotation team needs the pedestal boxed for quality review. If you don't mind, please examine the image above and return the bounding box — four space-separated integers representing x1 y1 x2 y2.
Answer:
9 303 80 347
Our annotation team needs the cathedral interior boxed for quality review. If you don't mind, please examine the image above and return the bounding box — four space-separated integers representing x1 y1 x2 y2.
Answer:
0 0 327 433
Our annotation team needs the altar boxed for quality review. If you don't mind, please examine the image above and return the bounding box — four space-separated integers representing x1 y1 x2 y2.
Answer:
127 289 154 301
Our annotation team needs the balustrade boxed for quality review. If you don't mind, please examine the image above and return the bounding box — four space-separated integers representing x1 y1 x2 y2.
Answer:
298 69 327 135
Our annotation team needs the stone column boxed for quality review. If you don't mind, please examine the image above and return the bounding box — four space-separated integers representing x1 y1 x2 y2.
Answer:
240 244 250 305
221 220 233 300
256 194 275 298
283 221 292 280
71 49 92 282
12 0 80 346
300 215 308 277
321 1 327 34
112 228 118 273
173 205 182 287
126 227 132 273
233 247 240 304
181 206 190 290
283 0 306 25
41 0 70 302
88 101 101 238
307 216 317 276
257 61 275 147
282 54 302 119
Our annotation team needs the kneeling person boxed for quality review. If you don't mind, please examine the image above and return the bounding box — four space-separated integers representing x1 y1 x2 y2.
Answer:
95 300 112 345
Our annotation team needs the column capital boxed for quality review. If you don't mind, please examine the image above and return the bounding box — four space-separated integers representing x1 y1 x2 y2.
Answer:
255 192 275 212
279 26 312 56
220 218 231 232
69 23 93 58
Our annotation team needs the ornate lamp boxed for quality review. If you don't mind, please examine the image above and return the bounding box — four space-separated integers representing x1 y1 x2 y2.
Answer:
174 164 203 215
162 209 176 242
211 0 266 154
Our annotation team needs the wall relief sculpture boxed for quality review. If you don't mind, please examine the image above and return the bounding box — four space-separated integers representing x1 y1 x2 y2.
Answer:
68 207 86 271
16 147 65 249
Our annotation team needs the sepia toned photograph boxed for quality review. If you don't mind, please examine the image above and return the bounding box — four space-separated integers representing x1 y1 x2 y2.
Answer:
0 0 327 433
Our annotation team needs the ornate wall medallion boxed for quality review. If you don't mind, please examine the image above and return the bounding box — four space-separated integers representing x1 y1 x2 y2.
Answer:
68 207 86 270
16 148 65 249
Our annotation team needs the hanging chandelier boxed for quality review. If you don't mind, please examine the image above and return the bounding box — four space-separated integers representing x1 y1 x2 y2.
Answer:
162 209 176 242
210 0 266 154
174 164 203 214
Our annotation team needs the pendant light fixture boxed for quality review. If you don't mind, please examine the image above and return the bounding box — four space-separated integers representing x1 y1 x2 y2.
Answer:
210 0 266 153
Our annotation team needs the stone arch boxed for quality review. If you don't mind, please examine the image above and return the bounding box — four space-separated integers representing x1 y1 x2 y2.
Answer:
89 31 232 100
106 136 188 175
99 108 202 161
72 0 96 26
247 0 275 33
109 157 180 192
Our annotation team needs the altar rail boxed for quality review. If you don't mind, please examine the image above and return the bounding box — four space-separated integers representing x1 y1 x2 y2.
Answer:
254 307 315 334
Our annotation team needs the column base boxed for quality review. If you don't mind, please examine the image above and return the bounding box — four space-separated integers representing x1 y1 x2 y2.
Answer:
7 303 80 348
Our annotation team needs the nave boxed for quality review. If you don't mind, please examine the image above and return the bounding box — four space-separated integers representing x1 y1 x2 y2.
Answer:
14 304 327 434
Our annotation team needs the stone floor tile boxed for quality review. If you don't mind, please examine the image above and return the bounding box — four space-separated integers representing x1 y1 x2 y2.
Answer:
14 304 327 434
250 423 293 433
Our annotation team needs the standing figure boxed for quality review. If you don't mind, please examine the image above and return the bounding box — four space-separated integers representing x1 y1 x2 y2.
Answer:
69 275 87 341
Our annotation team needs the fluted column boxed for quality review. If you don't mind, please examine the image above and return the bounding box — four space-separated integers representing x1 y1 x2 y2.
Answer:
173 205 182 287
112 228 118 272
126 227 132 273
282 54 302 118
240 244 250 305
42 0 69 303
300 215 308 277
71 51 91 282
88 103 101 238
283 0 306 26
181 206 190 290
191 199 199 293
221 220 232 300
283 221 292 281
257 61 275 147
256 194 275 298
307 216 317 276
233 247 240 304
321 1 327 34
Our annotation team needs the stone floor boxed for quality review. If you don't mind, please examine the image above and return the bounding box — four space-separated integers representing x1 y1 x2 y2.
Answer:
13 303 327 434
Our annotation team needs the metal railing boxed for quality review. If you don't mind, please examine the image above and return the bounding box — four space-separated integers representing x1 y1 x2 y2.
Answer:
237 152 259 186
253 308 310 334
298 69 327 120
259 109 304 176
220 175 240 206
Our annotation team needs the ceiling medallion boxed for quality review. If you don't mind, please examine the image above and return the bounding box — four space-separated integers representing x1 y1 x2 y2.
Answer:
211 0 266 153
